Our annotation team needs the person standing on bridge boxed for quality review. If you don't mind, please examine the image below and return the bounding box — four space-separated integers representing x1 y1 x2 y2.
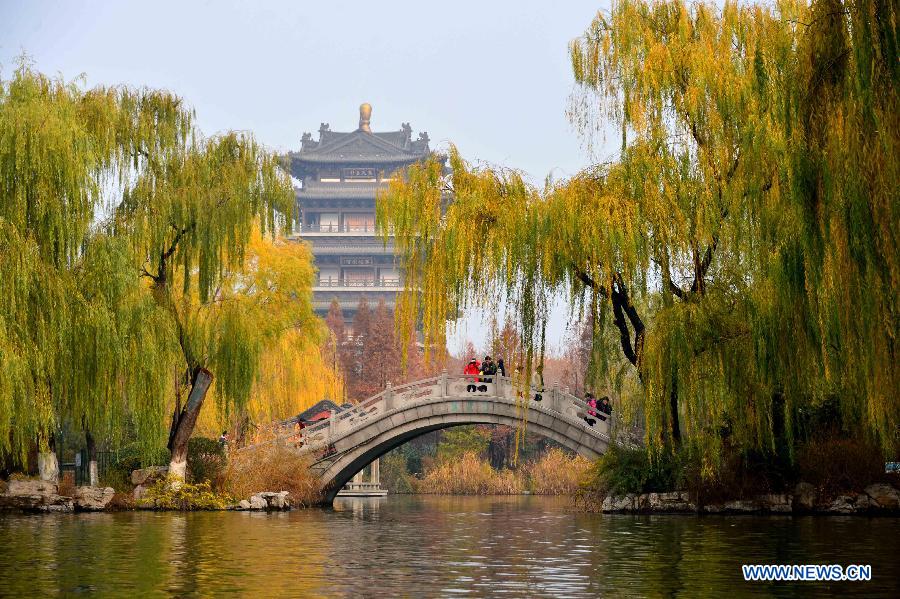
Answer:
584 393 597 426
597 396 612 423
497 358 506 377
481 355 497 380
464 358 480 392
479 355 497 392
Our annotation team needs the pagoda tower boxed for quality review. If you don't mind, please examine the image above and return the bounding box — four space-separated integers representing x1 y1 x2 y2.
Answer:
288 103 436 323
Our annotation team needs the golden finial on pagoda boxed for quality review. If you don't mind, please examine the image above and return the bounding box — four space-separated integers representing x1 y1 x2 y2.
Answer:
358 103 372 133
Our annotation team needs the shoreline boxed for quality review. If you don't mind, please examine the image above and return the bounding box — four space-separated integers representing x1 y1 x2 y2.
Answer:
593 483 900 516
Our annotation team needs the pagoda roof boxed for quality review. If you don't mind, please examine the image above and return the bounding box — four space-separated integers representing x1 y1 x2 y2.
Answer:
292 125 429 164
289 105 432 175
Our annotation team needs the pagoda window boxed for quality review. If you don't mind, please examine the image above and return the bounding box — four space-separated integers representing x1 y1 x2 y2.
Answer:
319 213 339 232
318 267 339 285
344 213 375 232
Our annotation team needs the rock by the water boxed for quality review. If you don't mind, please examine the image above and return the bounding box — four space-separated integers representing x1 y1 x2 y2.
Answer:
131 466 168 486
74 486 115 511
7 479 59 496
238 499 251 510
0 478 73 513
793 482 817 511
249 495 267 510
828 495 858 514
646 491 696 512
722 499 757 513
601 494 638 512
756 494 792 513
864 483 900 510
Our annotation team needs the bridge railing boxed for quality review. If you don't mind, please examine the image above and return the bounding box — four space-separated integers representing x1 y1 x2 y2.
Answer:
292 373 617 455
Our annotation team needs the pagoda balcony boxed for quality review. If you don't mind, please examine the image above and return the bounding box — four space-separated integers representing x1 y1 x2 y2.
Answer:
315 278 402 289
296 223 392 238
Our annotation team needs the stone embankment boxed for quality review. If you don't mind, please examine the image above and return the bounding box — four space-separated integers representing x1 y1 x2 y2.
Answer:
0 478 115 513
601 482 900 515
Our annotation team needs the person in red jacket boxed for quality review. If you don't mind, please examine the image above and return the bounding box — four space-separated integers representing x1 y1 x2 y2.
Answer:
464 358 480 392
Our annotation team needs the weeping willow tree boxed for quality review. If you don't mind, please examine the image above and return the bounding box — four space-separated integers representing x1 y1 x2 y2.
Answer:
114 129 296 480
0 63 188 474
192 231 341 439
379 0 899 469
0 63 311 480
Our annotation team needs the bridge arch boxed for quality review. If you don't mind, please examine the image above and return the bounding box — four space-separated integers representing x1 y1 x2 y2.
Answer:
292 375 614 504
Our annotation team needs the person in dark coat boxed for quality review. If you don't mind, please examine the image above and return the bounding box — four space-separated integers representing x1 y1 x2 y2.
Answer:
479 355 497 391
597 396 612 422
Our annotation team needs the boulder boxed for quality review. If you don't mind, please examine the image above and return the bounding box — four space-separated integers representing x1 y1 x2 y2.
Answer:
756 494 792 513
249 494 267 510
793 482 817 511
131 466 168 486
7 479 59 496
238 499 251 510
827 495 857 514
133 485 148 501
601 493 638 512
0 478 73 513
646 491 696 512
864 483 900 510
722 499 757 513
74 486 115 511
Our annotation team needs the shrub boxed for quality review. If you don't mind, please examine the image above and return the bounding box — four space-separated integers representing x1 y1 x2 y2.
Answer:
796 436 890 496
526 448 592 495
223 442 321 506
187 437 227 486
102 443 168 492
578 445 689 505
139 476 232 510
380 451 415 494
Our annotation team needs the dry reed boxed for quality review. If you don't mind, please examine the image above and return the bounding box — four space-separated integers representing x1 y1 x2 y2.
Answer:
415 452 523 495
525 447 592 495
223 442 321 506
414 449 593 496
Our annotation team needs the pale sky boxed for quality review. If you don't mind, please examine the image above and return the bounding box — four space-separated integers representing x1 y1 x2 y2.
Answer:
1 0 616 352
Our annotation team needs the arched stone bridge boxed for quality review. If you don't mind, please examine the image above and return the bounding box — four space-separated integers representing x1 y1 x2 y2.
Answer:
279 374 619 504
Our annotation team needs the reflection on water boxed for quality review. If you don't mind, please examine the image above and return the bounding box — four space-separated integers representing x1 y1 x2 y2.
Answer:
1 495 898 597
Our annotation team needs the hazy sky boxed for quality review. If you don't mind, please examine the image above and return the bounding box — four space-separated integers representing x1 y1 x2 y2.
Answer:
1 0 616 353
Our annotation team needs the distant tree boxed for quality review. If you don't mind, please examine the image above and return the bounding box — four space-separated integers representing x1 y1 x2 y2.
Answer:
488 316 523 372
436 426 490 463
366 299 402 391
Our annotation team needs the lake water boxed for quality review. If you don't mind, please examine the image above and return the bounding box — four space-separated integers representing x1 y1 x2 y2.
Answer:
1 495 898 597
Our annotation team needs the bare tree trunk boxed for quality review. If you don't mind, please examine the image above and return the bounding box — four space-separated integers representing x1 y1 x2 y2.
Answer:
167 367 214 483
85 429 98 487
38 434 59 484
670 375 682 446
